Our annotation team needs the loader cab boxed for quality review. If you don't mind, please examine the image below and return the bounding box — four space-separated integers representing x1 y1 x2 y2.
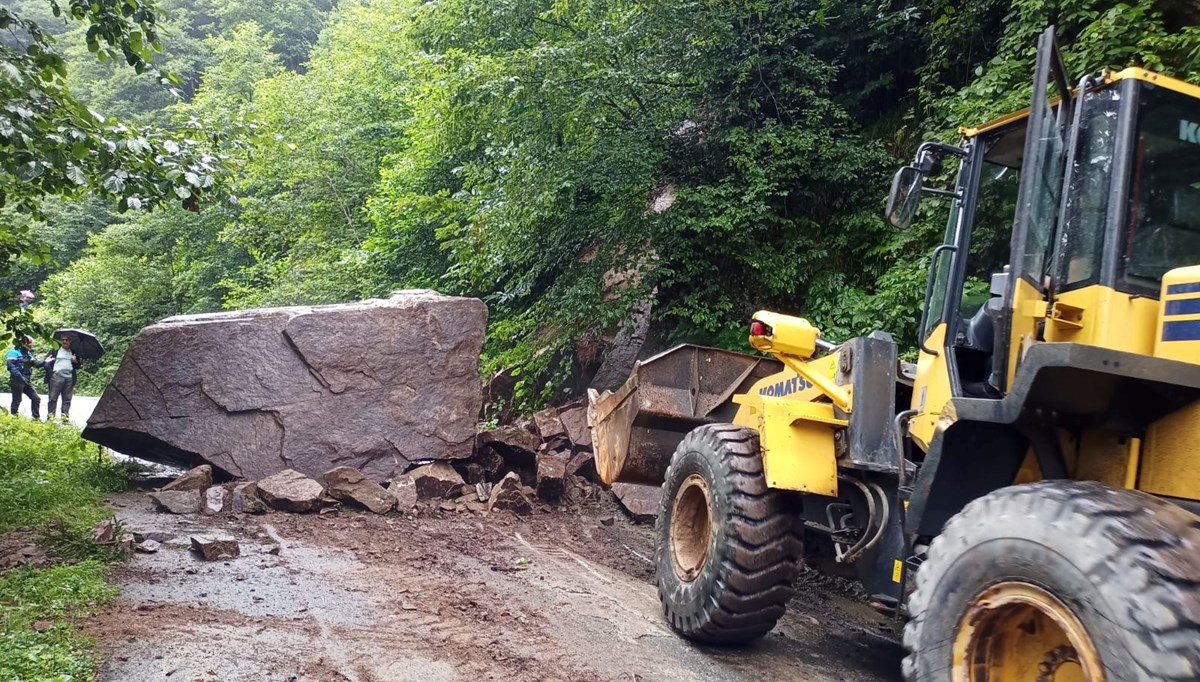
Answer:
890 29 1200 449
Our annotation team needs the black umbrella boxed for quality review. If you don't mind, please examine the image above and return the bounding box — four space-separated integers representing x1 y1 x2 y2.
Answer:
52 328 104 360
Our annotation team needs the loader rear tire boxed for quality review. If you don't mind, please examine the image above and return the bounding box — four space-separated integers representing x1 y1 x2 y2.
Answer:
903 480 1200 681
655 424 801 644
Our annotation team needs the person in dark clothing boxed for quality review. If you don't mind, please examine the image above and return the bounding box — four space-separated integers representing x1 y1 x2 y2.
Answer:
44 334 80 419
6 336 40 419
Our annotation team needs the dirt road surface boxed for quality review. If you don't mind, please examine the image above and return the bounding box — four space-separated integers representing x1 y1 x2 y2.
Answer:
90 490 903 682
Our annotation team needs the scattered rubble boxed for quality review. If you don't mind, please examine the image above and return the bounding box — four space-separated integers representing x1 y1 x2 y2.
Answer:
133 530 176 544
488 472 534 516
387 476 418 513
91 519 117 543
229 482 266 514
190 535 240 561
135 539 161 553
83 290 488 481
203 487 227 515
256 470 325 513
535 452 567 502
533 408 567 443
127 386 661 527
410 462 465 500
611 483 660 523
161 465 212 492
479 425 541 455
1 544 50 570
149 490 202 515
323 466 395 514
558 400 592 448
566 451 596 479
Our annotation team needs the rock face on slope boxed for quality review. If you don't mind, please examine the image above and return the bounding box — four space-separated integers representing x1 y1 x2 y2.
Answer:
83 290 487 481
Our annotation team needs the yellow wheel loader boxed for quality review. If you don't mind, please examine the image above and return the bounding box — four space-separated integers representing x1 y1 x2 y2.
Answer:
590 28 1200 681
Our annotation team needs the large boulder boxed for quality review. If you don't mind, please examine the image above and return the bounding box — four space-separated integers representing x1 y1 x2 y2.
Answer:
83 291 487 481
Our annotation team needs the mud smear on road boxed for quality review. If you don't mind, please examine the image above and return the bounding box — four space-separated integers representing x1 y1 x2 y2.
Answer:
88 491 902 682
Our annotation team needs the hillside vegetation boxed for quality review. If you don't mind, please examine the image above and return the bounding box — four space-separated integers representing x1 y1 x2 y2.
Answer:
5 0 1200 404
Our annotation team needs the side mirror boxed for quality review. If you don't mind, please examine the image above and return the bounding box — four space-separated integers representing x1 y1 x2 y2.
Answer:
885 166 924 229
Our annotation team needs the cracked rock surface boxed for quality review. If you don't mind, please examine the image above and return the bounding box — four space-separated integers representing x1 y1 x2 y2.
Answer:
84 290 487 481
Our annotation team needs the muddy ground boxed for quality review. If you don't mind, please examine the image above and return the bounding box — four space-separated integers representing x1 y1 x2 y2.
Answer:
88 489 902 682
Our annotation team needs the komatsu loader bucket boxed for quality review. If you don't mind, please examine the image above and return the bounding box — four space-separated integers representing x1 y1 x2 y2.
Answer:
588 344 782 485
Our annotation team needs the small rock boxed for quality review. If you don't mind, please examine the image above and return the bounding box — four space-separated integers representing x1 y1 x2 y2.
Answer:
203 487 227 515
456 462 486 484
190 535 240 561
468 449 506 480
465 501 487 512
479 425 541 454
387 475 418 512
599 515 615 526
229 482 267 514
91 519 116 543
565 451 596 479
612 482 660 523
132 530 176 544
532 408 567 441
256 469 325 513
557 401 592 448
475 481 491 502
409 462 465 500
148 490 202 515
438 501 458 513
31 620 53 633
160 465 213 492
322 466 395 514
535 452 568 502
488 472 533 516
264 544 281 555
135 539 161 553
116 533 136 555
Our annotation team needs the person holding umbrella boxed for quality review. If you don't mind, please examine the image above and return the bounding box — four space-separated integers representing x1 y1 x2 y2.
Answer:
44 332 81 419
6 335 40 420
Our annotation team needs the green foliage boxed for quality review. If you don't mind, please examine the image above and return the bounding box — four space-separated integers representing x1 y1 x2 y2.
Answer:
23 0 1200 412
37 205 243 391
0 561 118 682
0 407 128 682
0 417 128 533
1 1 233 216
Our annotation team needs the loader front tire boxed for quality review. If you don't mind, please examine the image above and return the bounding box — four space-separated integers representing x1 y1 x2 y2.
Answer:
903 480 1200 681
655 424 801 644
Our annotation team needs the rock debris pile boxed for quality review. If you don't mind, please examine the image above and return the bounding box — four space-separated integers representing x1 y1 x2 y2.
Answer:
143 395 653 523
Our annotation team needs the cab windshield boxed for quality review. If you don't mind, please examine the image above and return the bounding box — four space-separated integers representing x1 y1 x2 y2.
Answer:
1123 85 1200 289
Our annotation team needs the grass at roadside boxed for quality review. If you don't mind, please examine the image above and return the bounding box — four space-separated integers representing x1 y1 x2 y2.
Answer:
0 562 118 681
0 415 131 681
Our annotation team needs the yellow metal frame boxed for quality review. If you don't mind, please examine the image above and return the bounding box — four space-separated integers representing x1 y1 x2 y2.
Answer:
733 393 845 496
731 312 855 496
959 66 1200 139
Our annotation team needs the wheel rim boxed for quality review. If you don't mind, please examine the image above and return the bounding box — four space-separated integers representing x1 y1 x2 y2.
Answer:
669 474 712 582
952 581 1105 682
